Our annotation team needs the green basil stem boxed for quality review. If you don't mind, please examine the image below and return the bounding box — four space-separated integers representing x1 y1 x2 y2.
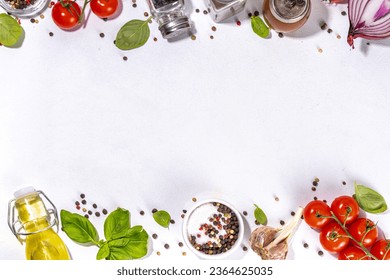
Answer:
328 212 378 260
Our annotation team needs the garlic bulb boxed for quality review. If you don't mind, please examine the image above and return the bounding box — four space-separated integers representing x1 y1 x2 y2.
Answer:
249 207 303 260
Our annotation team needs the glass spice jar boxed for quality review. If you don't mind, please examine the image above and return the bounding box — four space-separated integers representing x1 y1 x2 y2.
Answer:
0 0 49 18
146 0 191 39
204 0 247 22
263 0 311 33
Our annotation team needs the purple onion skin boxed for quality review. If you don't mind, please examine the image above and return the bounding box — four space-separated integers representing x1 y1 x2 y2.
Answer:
347 0 390 48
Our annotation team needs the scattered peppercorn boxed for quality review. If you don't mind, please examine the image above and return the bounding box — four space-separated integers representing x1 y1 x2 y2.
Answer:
327 28 333 34
195 9 200 13
153 37 158 42
81 199 87 205
342 181 346 185
317 48 323 54
248 13 252 17
140 210 145 216
211 26 216 32
132 3 137 7
210 35 214 39
341 11 347 16
280 220 285 226
178 242 183 247
82 208 87 213
170 219 175 224
182 252 187 256
181 214 185 219
291 211 295 216
144 12 149 17
236 20 241 26
156 251 161 256
320 22 327 30
255 220 260 225
312 187 317 191
192 197 197 202
123 56 128 61
191 35 196 40
152 233 158 239
303 243 309 248
152 208 158 213
75 201 80 206
99 33 105 38
318 250 324 256
88 210 93 215
49 32 54 37
76 205 80 210
243 246 248 251
80 194 86 199
30 18 35 23
203 10 208 15
95 212 101 217
243 211 248 216
314 196 318 200
164 244 170 249
84 214 89 219
312 181 318 187
323 199 327 203
275 196 280 202
102 209 108 215
254 10 260 16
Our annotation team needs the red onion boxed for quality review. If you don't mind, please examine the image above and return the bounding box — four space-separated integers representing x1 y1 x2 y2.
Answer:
348 0 390 48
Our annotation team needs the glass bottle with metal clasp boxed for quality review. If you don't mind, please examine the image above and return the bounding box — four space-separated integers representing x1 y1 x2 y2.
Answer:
8 187 71 260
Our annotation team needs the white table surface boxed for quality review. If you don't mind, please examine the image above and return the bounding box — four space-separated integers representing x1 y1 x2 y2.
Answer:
1 0 390 261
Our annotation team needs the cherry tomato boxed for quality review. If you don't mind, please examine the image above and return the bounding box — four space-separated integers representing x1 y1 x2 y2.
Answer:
338 245 370 260
303 200 332 230
330 195 359 226
348 218 378 248
370 239 390 260
320 222 350 253
52 1 82 30
90 0 119 19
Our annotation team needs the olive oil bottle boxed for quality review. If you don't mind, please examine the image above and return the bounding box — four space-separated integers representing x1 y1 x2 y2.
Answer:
8 187 71 260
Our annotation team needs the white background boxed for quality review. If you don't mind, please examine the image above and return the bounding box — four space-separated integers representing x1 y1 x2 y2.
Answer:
1 0 390 262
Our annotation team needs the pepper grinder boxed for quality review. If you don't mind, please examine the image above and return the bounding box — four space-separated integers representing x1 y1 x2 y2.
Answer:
204 0 247 22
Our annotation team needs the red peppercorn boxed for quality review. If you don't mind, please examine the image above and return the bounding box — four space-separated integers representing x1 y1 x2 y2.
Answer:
236 21 241 26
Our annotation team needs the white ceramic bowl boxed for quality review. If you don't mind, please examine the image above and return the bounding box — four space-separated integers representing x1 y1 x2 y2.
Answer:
182 198 244 259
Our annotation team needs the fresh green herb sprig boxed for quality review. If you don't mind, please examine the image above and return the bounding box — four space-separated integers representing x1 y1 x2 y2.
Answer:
251 16 270 39
115 16 152 51
0 13 24 47
254 204 267 225
354 183 388 214
61 208 149 260
153 210 171 228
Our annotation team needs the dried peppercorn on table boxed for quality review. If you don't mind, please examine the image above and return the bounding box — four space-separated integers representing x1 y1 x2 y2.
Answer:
1 0 390 261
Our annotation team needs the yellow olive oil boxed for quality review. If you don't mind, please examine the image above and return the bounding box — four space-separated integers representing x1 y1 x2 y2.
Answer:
14 189 71 260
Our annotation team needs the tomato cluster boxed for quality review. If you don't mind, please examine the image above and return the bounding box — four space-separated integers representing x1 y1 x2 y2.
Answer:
303 195 389 260
51 0 119 30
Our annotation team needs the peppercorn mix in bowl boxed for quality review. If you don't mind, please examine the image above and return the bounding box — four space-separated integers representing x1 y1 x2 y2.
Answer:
182 199 244 259
0 0 49 18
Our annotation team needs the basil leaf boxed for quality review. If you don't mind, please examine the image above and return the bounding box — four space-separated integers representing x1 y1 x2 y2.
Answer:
104 208 130 240
251 16 269 39
254 204 267 225
153 210 171 228
107 226 148 260
115 18 151 50
355 184 388 214
60 210 99 246
96 243 110 260
0 14 23 47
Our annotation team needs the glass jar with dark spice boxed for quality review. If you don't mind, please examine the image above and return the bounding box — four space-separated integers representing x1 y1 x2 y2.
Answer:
0 0 49 18
263 0 311 33
146 0 191 39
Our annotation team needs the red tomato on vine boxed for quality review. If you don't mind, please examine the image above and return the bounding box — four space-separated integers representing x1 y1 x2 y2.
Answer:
348 218 378 248
370 239 390 260
330 195 359 226
90 0 119 19
303 200 332 230
338 246 370 260
320 222 350 253
51 1 82 30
